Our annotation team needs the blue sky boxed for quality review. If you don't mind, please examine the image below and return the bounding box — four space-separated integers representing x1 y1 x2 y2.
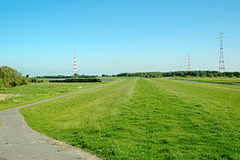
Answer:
0 0 239 76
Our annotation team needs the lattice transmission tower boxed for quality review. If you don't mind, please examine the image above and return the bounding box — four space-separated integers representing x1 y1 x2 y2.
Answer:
218 32 225 72
72 50 78 76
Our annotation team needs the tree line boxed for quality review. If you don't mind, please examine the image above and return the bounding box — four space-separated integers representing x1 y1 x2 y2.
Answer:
37 73 97 79
49 78 102 83
116 71 240 78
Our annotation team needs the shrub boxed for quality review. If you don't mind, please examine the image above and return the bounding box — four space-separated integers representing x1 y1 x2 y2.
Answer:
20 77 30 85
0 66 32 88
30 77 44 83
0 66 22 88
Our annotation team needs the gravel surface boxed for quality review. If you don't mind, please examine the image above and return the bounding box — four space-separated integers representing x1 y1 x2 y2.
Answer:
0 84 114 160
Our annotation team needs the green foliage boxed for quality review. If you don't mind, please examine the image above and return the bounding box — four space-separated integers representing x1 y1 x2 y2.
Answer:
117 71 240 78
30 77 38 83
38 79 44 83
20 77 30 85
0 66 31 88
20 78 240 159
0 66 23 88
74 74 98 78
102 74 117 77
37 74 97 79
49 78 102 83
30 77 44 83
73 73 78 77
0 78 6 91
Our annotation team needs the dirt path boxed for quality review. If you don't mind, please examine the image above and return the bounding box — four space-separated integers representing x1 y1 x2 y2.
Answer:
0 84 116 160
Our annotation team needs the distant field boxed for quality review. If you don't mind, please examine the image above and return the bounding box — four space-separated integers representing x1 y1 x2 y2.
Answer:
20 78 240 159
174 77 240 85
0 80 112 111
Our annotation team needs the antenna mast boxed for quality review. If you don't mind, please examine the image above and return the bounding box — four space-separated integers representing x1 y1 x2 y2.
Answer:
218 32 225 72
188 53 191 71
72 50 78 76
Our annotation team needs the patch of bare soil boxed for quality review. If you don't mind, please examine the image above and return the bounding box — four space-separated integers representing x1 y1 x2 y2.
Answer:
0 94 21 101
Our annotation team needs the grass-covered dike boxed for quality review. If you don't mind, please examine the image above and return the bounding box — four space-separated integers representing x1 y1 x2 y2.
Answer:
20 78 240 159
0 81 111 111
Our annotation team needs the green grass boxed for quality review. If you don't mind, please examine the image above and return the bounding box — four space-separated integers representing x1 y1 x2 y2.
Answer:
0 80 111 111
173 77 240 85
20 78 240 159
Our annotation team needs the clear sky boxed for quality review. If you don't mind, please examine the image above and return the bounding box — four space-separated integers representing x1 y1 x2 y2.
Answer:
0 0 240 76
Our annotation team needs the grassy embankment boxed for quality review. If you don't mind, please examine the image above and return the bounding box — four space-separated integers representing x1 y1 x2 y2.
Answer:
20 78 240 159
174 77 240 85
0 80 112 111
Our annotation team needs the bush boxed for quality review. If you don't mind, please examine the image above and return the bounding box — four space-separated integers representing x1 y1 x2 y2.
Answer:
20 77 30 85
0 66 32 88
38 79 44 83
0 66 22 88
30 77 44 83
0 78 6 91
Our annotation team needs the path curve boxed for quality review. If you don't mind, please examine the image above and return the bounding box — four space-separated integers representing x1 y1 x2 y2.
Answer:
0 82 118 160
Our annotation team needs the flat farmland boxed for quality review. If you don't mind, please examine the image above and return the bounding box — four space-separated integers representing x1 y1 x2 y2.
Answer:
20 78 240 159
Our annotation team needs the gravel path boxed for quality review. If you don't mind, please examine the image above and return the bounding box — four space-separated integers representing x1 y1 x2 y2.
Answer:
0 84 115 160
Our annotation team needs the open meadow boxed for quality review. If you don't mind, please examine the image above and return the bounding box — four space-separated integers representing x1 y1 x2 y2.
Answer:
19 77 240 159
0 80 112 111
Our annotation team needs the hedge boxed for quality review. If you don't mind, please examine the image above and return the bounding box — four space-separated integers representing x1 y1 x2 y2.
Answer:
49 78 102 83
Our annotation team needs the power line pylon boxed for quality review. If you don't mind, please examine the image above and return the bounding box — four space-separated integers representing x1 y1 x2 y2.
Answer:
188 53 191 71
218 32 225 72
72 50 78 76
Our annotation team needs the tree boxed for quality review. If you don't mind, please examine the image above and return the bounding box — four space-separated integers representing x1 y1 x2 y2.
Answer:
73 73 79 77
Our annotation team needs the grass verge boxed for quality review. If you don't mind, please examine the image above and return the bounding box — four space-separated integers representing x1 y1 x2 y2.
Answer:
21 78 240 159
0 80 112 111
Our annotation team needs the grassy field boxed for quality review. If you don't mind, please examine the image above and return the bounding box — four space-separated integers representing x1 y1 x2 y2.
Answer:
20 78 240 159
173 77 240 85
0 80 111 111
